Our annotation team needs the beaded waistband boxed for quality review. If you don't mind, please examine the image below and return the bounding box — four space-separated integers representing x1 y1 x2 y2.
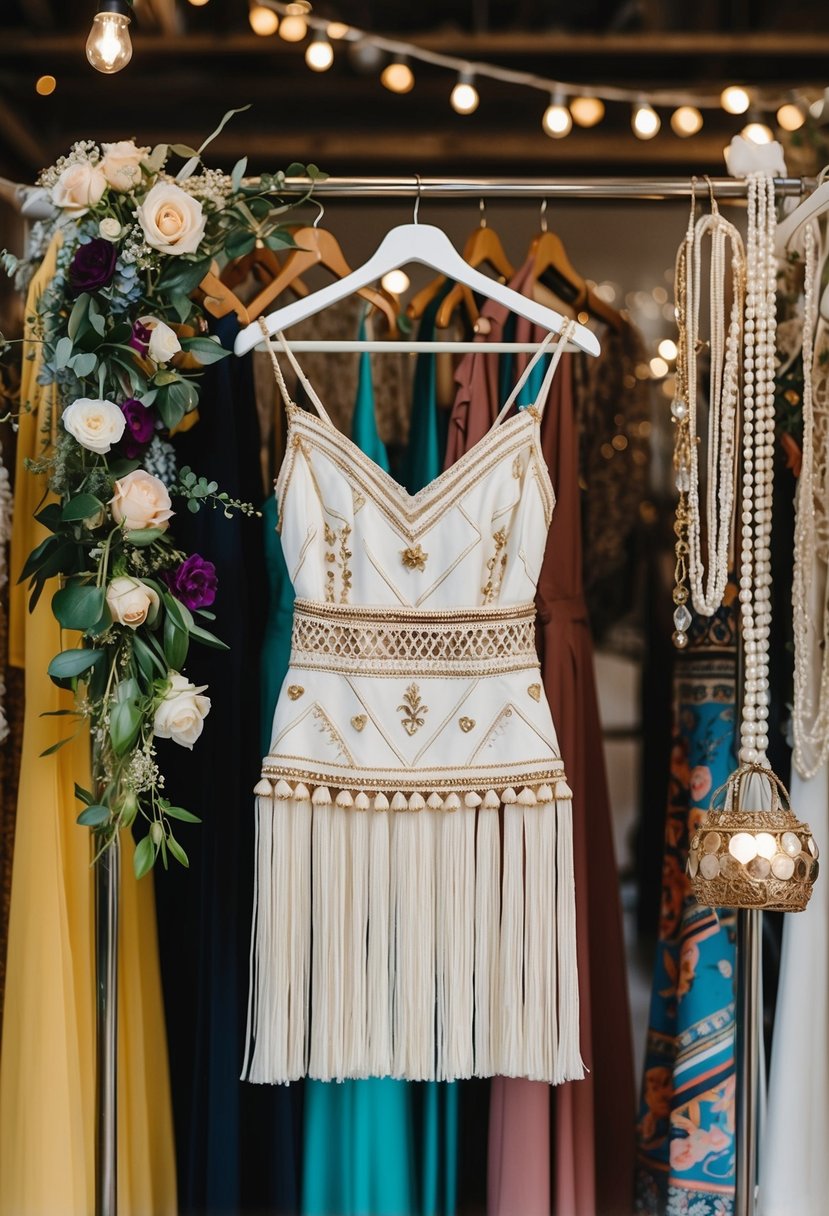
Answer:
290 598 539 676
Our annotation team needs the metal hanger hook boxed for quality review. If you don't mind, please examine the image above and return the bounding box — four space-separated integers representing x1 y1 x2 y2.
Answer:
311 197 324 229
540 198 549 233
479 198 487 229
413 174 422 225
703 174 719 214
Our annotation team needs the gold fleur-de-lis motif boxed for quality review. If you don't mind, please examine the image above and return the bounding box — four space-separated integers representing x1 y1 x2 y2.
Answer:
397 683 429 736
401 543 429 572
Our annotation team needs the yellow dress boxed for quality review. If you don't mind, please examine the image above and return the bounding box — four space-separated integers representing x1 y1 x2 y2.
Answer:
0 238 177 1214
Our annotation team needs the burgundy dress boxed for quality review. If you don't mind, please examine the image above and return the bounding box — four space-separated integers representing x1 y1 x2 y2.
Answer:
446 260 635 1215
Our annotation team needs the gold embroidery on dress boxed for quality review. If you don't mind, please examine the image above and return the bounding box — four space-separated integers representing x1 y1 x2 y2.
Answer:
398 683 429 736
323 520 353 603
401 543 429 571
528 684 542 701
512 454 523 479
339 523 353 602
351 714 367 732
459 716 476 733
312 705 352 761
482 528 509 603
287 685 305 700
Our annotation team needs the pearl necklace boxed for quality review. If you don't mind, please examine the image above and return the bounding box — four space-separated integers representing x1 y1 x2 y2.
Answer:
670 192 746 642
739 172 777 765
792 220 829 777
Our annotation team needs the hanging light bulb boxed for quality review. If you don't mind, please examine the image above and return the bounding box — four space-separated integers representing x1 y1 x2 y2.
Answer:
279 5 308 42
777 102 805 131
671 105 703 137
327 22 350 40
86 1 133 74
450 72 479 115
632 100 660 139
188 0 210 6
742 121 774 144
381 58 414 94
305 31 334 71
570 95 605 127
542 92 572 139
721 85 750 114
249 4 278 35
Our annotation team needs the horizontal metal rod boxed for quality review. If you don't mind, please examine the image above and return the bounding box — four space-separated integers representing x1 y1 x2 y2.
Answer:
281 176 810 200
264 340 584 354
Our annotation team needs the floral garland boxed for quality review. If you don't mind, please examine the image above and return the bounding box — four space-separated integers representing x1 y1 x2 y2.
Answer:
1 112 322 877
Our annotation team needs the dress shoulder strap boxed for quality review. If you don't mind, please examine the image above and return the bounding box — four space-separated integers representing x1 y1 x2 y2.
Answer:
255 318 334 425
492 319 577 428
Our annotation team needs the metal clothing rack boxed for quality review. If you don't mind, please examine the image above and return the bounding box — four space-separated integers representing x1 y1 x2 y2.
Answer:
6 173 800 1216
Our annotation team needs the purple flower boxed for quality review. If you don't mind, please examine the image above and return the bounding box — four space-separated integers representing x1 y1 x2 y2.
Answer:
68 237 117 295
119 398 155 458
163 554 218 611
129 319 152 355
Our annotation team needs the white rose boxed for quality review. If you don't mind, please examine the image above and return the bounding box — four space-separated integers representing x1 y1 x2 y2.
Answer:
141 317 181 364
100 140 148 193
153 672 211 749
62 397 126 455
110 469 174 532
51 161 107 216
106 576 159 629
99 217 122 241
136 182 206 256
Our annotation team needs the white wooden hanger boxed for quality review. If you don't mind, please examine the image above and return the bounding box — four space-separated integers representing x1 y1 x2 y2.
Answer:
774 168 829 256
233 185 601 358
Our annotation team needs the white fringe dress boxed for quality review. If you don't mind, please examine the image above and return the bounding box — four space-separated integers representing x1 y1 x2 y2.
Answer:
244 329 583 1087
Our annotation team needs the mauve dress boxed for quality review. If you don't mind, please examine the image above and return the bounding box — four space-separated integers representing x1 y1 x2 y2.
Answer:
446 260 635 1216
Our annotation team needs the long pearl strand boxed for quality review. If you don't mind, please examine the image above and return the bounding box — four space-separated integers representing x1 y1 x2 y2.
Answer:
739 173 777 766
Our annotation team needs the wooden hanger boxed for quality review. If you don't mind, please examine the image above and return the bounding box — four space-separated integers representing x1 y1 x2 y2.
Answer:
435 203 515 329
220 237 311 298
243 222 400 337
196 261 251 326
530 202 623 333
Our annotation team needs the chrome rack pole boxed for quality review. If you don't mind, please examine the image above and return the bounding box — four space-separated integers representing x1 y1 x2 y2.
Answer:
95 835 120 1216
735 908 762 1216
274 175 809 200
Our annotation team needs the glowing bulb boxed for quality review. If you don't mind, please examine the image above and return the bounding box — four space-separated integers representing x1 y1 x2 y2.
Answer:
327 22 350 39
570 95 605 127
249 5 278 35
777 103 805 131
381 60 414 94
35 74 57 96
450 76 479 115
542 97 572 139
721 85 750 114
658 338 678 360
632 102 660 139
742 121 773 144
188 0 210 6
381 270 410 295
649 356 669 378
305 35 334 71
279 14 307 41
85 8 132 75
671 105 703 137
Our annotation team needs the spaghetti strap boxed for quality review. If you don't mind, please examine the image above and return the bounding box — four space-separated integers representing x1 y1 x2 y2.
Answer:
255 319 334 425
492 320 577 427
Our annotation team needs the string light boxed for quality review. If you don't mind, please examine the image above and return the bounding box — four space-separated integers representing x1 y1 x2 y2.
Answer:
542 93 572 138
381 270 410 294
649 356 669 378
86 1 133 74
777 102 805 131
249 4 279 35
570 95 604 127
450 72 479 115
671 105 703 137
327 21 350 39
721 85 750 114
35 74 57 95
279 9 308 41
742 121 774 144
381 58 415 94
305 31 334 71
187 0 210 6
658 337 678 360
632 101 660 139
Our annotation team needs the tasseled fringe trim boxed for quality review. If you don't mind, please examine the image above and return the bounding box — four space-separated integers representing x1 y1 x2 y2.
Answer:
244 778 582 1086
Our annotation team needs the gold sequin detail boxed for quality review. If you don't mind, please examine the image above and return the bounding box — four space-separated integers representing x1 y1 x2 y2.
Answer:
351 714 367 732
528 684 541 702
512 454 523 479
287 685 305 700
398 683 429 736
459 716 476 733
323 520 352 604
482 528 509 603
401 543 429 571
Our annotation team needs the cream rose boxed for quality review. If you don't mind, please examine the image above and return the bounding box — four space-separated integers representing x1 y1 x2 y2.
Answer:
109 469 174 532
62 397 126 454
99 217 122 241
51 161 107 216
106 576 160 629
136 182 206 256
153 672 211 749
100 140 148 193
140 317 182 364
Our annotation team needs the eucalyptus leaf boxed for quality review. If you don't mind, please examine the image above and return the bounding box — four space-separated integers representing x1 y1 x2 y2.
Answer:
170 143 199 158
51 584 106 632
67 294 90 341
170 292 192 323
133 835 156 880
177 155 200 182
224 231 255 261
180 336 230 365
157 256 212 296
264 232 298 252
231 156 248 192
77 805 110 827
69 351 97 378
155 386 186 432
88 298 106 336
55 335 74 370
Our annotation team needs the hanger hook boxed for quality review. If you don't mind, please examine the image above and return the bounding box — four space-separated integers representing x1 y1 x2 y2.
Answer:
311 197 324 229
413 174 422 225
540 198 548 233
703 174 718 214
479 198 487 229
